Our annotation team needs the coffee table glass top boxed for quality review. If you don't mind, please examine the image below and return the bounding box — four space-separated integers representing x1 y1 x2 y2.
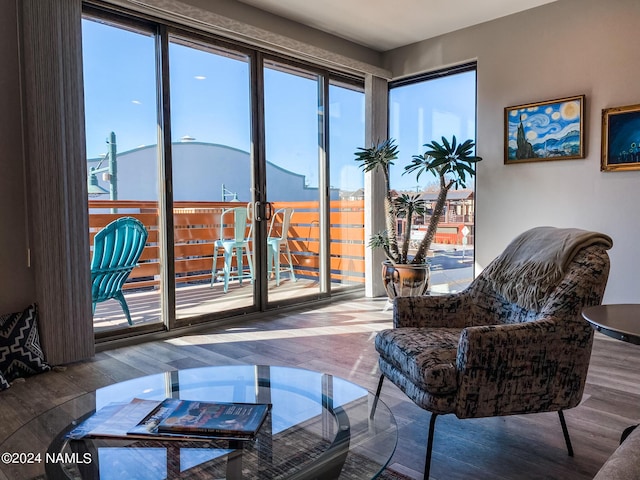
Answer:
0 365 397 479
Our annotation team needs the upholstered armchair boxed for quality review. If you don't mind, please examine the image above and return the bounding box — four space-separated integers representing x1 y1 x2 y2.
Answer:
372 227 613 479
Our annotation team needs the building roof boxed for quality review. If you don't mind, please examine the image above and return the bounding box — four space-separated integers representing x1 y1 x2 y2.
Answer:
419 189 474 201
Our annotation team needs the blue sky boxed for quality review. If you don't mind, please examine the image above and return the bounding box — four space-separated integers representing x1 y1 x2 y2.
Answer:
82 18 365 193
389 71 476 190
83 18 474 194
82 20 158 156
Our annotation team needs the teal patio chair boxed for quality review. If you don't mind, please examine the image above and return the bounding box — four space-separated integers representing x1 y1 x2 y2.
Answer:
211 206 254 293
91 217 148 326
267 207 296 286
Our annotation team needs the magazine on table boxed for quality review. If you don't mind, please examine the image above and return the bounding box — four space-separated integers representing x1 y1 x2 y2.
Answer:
155 399 271 439
65 398 162 440
65 397 270 441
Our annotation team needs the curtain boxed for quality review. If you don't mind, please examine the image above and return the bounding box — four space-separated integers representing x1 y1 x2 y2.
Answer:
20 0 94 364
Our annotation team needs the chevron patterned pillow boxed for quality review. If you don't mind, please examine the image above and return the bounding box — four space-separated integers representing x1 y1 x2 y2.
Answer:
0 303 51 390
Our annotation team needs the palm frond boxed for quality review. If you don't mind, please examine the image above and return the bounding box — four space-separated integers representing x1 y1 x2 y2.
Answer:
355 135 481 265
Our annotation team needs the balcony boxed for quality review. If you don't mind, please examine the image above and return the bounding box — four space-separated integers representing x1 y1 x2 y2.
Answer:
90 199 474 332
90 199 365 332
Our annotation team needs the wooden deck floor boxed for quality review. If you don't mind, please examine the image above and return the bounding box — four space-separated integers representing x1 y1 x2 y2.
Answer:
93 276 327 332
1 297 638 479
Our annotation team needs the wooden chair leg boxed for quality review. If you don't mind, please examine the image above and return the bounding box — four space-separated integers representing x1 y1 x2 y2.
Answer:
369 374 385 420
424 413 438 480
114 292 133 326
558 410 574 457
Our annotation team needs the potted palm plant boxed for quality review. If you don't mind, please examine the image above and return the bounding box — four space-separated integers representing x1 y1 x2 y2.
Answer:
355 136 481 299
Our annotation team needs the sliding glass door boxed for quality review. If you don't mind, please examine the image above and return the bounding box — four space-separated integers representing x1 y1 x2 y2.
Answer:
82 15 164 333
168 36 256 319
82 6 365 338
328 80 366 291
263 60 324 303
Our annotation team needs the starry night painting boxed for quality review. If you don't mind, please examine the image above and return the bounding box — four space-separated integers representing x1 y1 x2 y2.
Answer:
602 103 640 172
505 95 584 164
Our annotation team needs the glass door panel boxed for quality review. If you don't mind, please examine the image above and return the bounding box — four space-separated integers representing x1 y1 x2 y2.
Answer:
263 61 323 302
82 16 163 333
328 81 365 292
168 37 255 320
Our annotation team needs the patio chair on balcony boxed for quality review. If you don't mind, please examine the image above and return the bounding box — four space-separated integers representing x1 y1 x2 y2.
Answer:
211 206 254 293
267 207 296 286
91 217 148 326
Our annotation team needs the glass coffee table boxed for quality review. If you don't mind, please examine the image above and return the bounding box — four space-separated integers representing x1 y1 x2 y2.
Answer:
0 365 397 479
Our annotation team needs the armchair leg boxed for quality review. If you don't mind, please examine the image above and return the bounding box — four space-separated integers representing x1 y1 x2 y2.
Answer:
369 374 385 420
424 413 438 480
558 410 574 457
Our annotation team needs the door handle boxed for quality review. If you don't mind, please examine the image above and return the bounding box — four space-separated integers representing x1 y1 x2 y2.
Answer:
254 201 262 221
265 202 274 222
247 202 254 221
252 201 273 222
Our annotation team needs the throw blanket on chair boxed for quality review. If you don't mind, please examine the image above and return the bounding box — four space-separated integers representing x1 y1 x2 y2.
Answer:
483 226 613 311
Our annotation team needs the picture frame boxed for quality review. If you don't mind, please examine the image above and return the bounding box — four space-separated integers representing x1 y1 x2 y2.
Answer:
601 103 640 172
504 95 585 164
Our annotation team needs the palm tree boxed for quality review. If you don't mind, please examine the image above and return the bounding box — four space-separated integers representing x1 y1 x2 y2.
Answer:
393 193 427 263
356 136 481 265
355 139 400 262
404 136 481 263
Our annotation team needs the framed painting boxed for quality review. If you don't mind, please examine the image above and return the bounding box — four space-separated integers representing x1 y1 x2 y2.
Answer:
601 103 640 172
504 95 585 164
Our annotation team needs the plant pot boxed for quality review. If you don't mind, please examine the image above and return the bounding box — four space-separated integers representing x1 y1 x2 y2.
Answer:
382 261 430 301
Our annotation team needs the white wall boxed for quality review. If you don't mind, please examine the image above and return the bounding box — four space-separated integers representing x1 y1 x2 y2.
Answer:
385 0 640 303
88 143 336 202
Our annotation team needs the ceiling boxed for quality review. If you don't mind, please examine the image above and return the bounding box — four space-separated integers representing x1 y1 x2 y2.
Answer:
236 0 557 51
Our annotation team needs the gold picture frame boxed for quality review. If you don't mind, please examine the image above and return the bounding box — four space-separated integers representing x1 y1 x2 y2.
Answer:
601 103 640 172
504 95 585 164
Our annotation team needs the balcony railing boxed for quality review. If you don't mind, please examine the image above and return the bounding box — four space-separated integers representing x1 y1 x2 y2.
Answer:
89 199 475 293
89 200 366 290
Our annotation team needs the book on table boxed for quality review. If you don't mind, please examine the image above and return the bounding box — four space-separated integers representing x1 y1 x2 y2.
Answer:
65 397 270 441
155 399 271 439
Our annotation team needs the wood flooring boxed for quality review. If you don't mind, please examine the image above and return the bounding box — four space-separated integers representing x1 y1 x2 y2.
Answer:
1 296 638 479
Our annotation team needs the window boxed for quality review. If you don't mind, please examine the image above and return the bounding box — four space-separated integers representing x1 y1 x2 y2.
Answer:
389 64 477 293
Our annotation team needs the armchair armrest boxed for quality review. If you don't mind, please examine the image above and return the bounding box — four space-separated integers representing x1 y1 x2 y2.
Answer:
454 317 594 419
393 292 474 329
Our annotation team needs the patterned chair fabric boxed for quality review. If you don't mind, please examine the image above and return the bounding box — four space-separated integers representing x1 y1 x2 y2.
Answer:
373 228 612 479
376 242 610 417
